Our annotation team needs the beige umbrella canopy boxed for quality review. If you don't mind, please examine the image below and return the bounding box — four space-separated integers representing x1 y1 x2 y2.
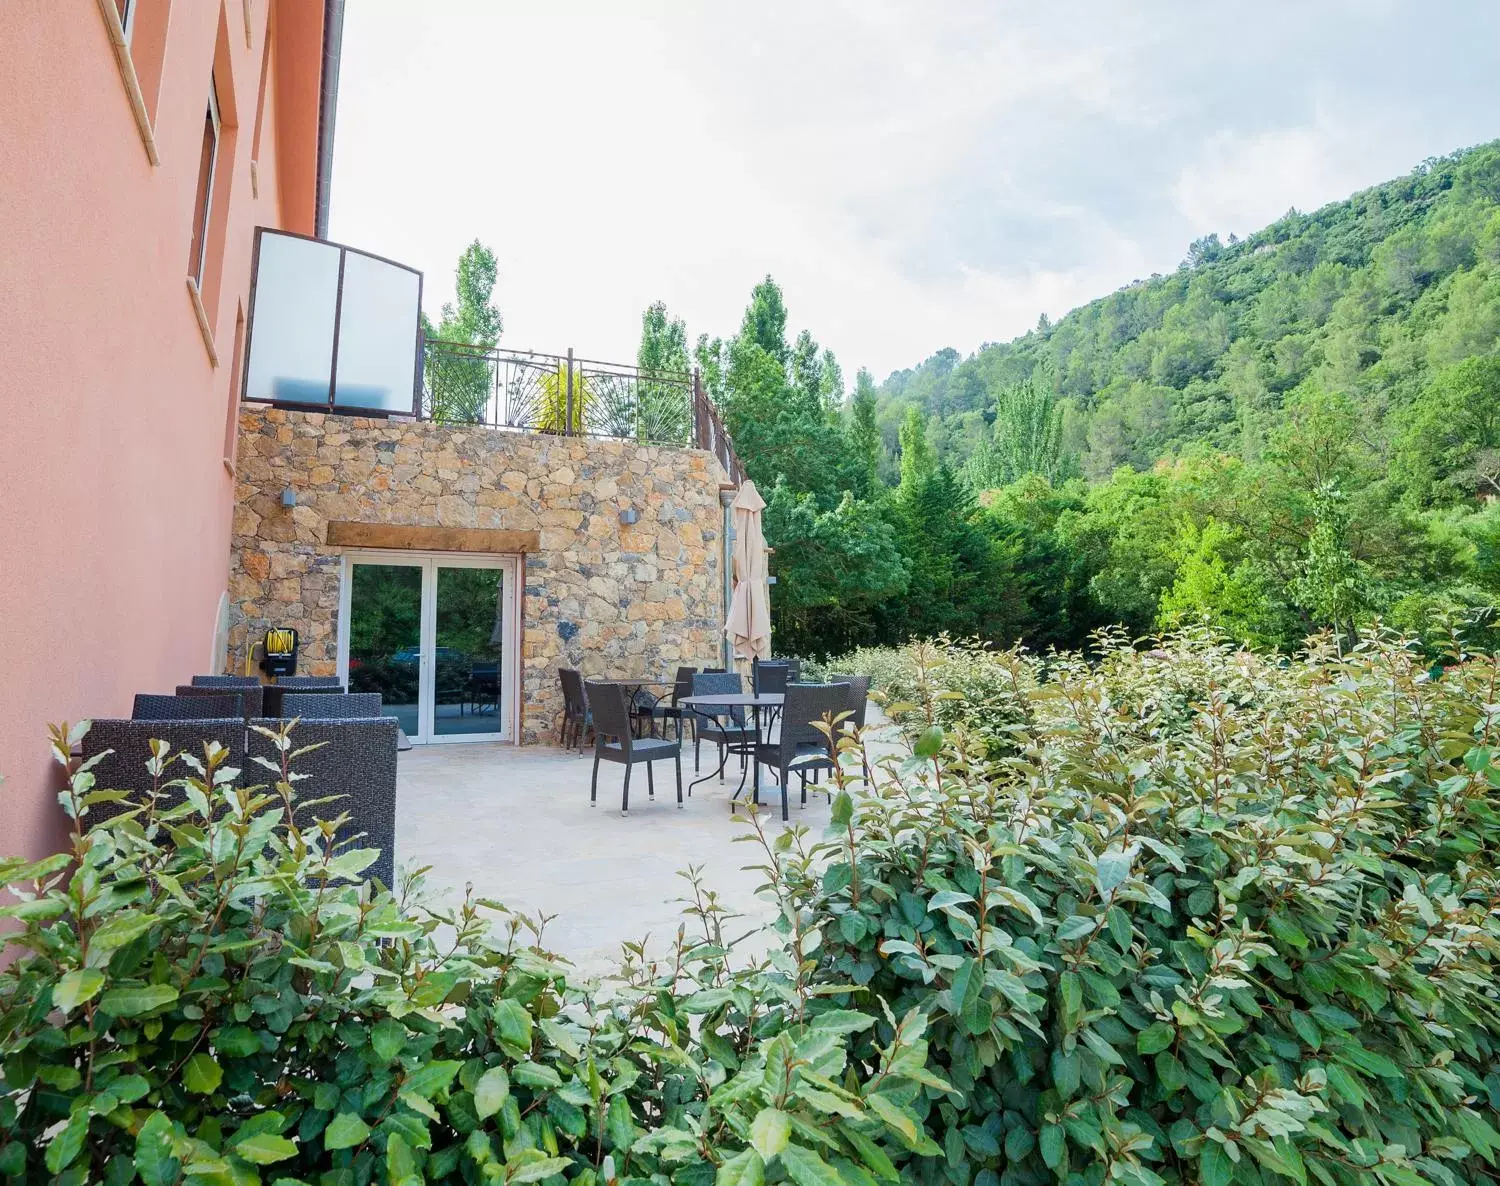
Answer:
725 479 771 662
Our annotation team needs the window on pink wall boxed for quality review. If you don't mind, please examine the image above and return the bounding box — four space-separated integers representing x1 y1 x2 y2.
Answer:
189 78 222 289
113 0 137 41
127 0 171 125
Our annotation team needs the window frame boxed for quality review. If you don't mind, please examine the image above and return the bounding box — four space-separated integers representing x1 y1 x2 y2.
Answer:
117 0 136 43
190 77 224 290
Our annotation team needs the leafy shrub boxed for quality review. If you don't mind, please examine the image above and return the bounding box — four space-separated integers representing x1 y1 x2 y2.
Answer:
0 723 934 1184
786 628 1500 1184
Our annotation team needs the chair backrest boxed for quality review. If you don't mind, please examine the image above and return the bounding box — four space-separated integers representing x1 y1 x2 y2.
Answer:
828 674 871 729
191 675 260 688
690 671 746 726
133 693 242 721
274 675 343 689
559 668 587 717
280 692 384 719
178 684 263 720
753 659 792 695
671 666 697 704
785 658 803 684
247 718 399 890
584 681 633 747
262 683 346 717
81 719 247 825
779 683 849 753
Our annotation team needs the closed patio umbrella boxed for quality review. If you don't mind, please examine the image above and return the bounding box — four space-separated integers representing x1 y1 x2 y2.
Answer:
725 480 771 662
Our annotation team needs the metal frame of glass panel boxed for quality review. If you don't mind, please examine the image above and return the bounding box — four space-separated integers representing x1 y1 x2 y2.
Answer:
240 226 424 417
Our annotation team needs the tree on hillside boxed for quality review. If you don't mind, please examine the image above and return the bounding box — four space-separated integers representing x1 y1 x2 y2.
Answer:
898 406 935 491
423 240 503 423
635 301 692 443
638 301 689 374
992 365 1066 485
848 368 882 499
1393 354 1500 505
740 276 789 365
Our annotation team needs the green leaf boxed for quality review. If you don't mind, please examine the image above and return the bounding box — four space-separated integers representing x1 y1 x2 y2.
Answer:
606 1094 636 1150
492 998 534 1050
100 983 179 1017
716 1148 765 1186
749 1108 792 1161
506 1157 574 1184
402 1059 461 1099
52 968 105 1013
830 790 853 827
1137 1021 1175 1055
0 1143 24 1177
512 1061 562 1089
386 1133 419 1184
183 1053 223 1095
473 1066 510 1120
323 1113 371 1151
214 1025 261 1058
1039 1124 1065 1169
370 1018 406 1063
865 1094 920 1146
779 1144 845 1186
842 1128 898 1182
1095 849 1132 894
232 1133 298 1165
1201 1141 1234 1186
809 1009 876 1035
45 1111 89 1174
135 1112 180 1186
913 726 944 758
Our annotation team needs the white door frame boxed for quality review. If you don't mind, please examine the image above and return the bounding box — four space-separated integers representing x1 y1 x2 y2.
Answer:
337 549 521 744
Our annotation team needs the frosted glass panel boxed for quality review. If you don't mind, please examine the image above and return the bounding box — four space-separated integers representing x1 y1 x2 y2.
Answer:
243 233 339 404
334 252 420 413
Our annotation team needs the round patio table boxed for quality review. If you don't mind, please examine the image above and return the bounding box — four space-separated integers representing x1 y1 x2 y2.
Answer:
677 692 783 804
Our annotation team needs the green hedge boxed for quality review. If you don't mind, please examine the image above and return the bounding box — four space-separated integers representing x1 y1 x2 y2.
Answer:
8 629 1500 1185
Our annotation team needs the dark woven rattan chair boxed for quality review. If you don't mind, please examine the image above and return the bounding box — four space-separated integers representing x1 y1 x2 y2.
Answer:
828 673 873 782
585 681 682 815
177 683 263 720
262 683 346 717
248 717 400 889
753 659 802 733
80 718 247 826
279 692 383 719
688 671 755 776
558 668 591 750
274 676 343 689
191 675 261 687
632 666 697 740
752 683 847 821
133 693 243 721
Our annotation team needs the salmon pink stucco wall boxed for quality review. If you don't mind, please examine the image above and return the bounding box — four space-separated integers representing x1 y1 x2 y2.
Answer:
0 3 328 864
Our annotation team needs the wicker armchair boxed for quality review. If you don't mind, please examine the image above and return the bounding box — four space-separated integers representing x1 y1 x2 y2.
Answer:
274 676 343 689
279 692 383 719
585 682 682 815
262 683 346 717
80 718 247 826
688 671 755 775
752 683 846 821
190 675 260 687
178 683 263 719
133 693 242 721
558 668 591 750
828 673 873 783
247 717 400 890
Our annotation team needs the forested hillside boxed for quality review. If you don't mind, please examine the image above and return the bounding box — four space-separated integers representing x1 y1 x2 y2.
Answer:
638 141 1500 658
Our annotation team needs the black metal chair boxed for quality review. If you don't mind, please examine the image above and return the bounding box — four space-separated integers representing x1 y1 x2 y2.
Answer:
81 718 247 826
133 693 242 721
585 681 682 816
688 671 756 776
274 676 343 689
279 692 384 719
633 666 697 740
248 718 400 890
178 683 263 720
829 673 873 783
558 668 591 751
753 683 847 821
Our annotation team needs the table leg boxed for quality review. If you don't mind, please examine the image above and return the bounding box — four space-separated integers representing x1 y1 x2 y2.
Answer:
729 703 761 810
687 713 731 797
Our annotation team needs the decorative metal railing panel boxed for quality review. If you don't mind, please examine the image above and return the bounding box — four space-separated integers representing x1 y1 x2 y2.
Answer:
420 339 725 461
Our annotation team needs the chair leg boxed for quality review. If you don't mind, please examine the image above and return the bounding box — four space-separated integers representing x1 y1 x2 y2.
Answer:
590 751 599 805
674 751 683 807
800 770 807 807
646 760 655 799
621 764 631 817
694 734 701 773
752 752 760 806
781 766 790 822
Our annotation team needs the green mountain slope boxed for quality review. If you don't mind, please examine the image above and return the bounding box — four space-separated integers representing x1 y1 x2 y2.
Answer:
877 141 1500 484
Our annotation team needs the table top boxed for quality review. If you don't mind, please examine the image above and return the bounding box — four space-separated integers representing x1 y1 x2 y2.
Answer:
678 692 784 708
587 678 673 687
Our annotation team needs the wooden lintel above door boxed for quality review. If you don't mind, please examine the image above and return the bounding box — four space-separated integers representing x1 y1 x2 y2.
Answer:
326 523 539 553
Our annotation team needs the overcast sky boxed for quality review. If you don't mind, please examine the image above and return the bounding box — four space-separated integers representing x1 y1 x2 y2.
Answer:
329 1 1500 383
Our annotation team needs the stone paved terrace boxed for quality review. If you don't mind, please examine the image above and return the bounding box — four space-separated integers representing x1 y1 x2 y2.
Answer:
394 719 903 975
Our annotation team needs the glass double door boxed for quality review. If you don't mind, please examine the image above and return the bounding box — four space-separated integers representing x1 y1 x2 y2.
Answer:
339 552 518 743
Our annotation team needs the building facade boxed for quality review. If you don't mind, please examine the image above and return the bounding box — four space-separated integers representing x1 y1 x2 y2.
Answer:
0 1 342 862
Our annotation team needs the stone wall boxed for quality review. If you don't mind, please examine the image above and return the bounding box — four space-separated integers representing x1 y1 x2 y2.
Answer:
228 407 728 743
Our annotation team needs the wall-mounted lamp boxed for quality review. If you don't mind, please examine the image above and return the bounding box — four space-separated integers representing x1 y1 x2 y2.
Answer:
618 507 640 525
281 488 297 508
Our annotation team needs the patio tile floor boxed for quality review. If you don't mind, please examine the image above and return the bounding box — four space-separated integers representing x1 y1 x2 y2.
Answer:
395 740 846 974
